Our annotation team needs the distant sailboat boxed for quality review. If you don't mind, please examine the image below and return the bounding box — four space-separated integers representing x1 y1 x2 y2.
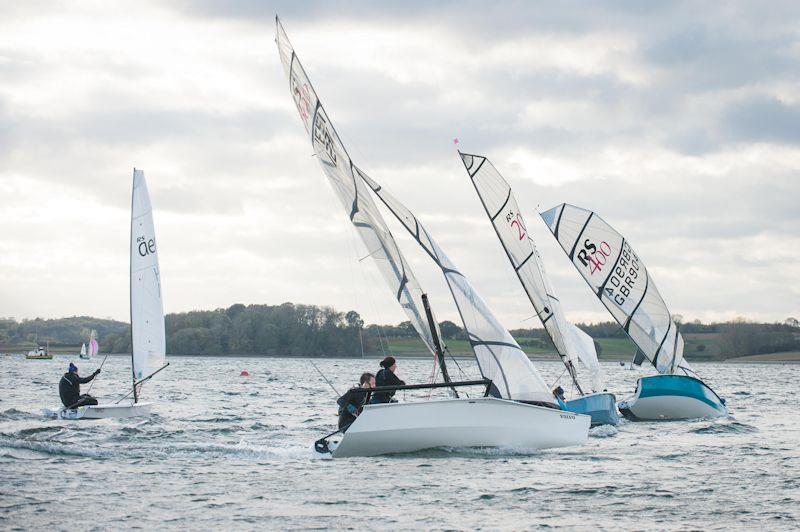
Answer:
44 169 168 420
458 151 618 426
540 203 727 421
79 342 88 359
277 17 589 457
88 330 99 358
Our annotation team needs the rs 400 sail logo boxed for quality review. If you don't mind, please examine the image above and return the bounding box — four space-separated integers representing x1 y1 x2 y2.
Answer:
577 239 612 274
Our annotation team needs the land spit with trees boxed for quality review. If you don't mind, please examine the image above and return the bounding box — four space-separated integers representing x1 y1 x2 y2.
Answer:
1 303 799 361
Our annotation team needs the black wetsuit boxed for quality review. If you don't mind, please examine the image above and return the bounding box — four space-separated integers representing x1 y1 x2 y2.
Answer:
336 387 370 431
59 372 99 408
372 368 405 404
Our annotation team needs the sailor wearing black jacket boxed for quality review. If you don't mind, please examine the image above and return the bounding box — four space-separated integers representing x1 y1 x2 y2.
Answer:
372 356 405 404
59 363 100 408
337 372 375 431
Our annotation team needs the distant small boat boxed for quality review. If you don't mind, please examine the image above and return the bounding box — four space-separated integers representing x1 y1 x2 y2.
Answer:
26 345 53 360
79 342 89 359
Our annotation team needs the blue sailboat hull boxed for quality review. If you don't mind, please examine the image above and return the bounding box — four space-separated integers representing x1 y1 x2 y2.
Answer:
618 374 727 421
565 392 619 426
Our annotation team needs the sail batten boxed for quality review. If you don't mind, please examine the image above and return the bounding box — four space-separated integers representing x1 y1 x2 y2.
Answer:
276 18 443 363
459 152 603 392
540 202 686 375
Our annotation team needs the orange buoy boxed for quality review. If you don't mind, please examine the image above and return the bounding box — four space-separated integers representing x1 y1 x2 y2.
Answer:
240 370 250 377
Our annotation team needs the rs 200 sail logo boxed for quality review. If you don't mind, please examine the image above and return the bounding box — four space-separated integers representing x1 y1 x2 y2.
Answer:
137 235 156 257
505 210 526 241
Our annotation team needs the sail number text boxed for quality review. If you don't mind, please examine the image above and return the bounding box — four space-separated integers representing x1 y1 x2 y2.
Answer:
137 235 156 257
577 239 612 275
603 241 640 307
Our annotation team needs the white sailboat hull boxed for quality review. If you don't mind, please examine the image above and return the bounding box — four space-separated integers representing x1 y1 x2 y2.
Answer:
324 397 590 458
43 402 153 420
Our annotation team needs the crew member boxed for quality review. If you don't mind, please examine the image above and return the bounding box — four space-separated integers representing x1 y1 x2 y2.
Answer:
372 356 405 404
59 362 100 408
337 372 375 431
552 385 568 410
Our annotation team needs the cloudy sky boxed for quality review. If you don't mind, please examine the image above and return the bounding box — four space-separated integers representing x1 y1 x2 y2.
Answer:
1 1 798 328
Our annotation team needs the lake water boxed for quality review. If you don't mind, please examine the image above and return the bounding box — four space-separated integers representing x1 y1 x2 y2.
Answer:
1 355 798 530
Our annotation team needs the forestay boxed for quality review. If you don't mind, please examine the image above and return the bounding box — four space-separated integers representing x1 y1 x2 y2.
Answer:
358 171 557 406
130 169 166 385
459 152 603 392
275 18 443 360
540 203 686 375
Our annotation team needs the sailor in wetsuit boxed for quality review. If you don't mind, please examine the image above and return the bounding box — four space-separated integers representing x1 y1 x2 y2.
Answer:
372 356 405 404
337 372 375 431
60 362 100 408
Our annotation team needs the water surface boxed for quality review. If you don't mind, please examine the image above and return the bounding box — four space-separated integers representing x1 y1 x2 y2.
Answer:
1 355 798 530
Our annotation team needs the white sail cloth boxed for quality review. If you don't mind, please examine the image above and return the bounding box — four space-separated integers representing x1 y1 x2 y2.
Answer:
275 18 444 360
540 203 686 375
130 169 166 381
358 171 557 406
460 152 604 392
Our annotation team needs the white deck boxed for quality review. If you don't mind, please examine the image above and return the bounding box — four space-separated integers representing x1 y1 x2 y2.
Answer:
325 397 590 458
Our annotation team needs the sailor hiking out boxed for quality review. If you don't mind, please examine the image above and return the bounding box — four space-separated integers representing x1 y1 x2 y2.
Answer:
337 372 375 431
59 362 100 408
372 356 405 404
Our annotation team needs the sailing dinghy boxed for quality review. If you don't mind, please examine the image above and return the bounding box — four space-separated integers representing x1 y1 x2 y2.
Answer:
540 203 727 421
79 342 89 359
459 152 618 426
43 169 168 420
277 17 589 456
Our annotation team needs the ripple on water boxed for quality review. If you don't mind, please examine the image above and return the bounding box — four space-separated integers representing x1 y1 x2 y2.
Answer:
690 421 759 434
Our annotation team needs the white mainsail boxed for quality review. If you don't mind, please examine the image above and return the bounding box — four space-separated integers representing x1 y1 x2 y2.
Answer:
459 152 604 392
80 343 87 356
358 171 557 406
540 203 687 375
130 169 166 389
275 18 444 362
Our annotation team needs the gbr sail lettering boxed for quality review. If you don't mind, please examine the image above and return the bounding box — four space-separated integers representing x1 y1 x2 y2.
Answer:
313 114 338 166
603 241 640 307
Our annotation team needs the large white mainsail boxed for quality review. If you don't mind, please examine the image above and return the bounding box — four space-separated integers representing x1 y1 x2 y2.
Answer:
459 152 604 393
358 171 557 406
540 203 687 375
130 169 166 398
275 18 444 363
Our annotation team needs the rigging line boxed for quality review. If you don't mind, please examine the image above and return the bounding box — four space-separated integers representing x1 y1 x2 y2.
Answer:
549 365 567 390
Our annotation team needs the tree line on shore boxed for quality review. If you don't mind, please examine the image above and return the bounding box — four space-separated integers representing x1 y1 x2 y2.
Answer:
1 305 798 359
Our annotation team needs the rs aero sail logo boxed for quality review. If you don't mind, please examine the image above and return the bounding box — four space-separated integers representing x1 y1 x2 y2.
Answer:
137 235 156 257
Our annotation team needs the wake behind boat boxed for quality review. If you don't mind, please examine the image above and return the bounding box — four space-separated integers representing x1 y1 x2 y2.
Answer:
540 203 727 421
277 18 589 456
43 169 168 420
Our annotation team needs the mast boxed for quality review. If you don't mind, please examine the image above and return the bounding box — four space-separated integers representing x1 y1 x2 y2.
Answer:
421 293 458 397
129 168 138 404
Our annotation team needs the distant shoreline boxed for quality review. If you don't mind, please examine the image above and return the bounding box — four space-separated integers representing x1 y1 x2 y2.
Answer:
5 350 800 363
